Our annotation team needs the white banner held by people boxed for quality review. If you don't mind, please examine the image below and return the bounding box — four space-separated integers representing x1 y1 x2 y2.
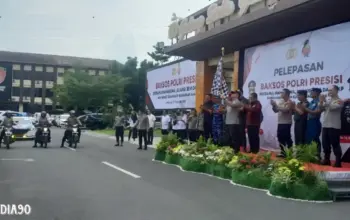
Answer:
147 60 196 109
243 22 350 151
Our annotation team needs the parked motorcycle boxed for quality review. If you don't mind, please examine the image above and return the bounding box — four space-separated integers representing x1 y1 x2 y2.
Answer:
1 126 15 149
66 124 79 148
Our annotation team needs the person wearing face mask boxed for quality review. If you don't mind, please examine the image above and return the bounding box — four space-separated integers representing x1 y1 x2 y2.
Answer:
319 85 343 167
271 88 294 157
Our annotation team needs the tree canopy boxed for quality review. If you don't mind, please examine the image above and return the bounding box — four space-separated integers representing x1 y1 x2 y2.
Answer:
53 57 156 112
147 43 170 65
53 67 130 111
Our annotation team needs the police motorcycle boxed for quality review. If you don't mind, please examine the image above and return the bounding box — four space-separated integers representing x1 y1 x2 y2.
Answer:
66 124 79 148
1 125 15 149
33 123 50 148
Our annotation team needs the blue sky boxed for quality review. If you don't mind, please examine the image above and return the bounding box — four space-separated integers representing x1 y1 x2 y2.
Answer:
0 0 211 63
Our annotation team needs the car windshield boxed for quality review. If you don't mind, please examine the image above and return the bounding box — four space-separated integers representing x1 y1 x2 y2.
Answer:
13 117 34 126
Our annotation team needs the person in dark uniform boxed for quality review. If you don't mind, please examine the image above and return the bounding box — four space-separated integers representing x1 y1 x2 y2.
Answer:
33 111 51 148
237 89 249 152
301 88 322 159
293 90 309 145
202 94 214 140
0 112 14 148
60 110 82 148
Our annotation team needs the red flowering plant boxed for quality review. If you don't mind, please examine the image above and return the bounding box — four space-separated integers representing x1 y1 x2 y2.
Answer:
228 152 273 172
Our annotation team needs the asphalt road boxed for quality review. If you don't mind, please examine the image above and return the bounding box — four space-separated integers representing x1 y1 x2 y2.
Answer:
0 128 348 220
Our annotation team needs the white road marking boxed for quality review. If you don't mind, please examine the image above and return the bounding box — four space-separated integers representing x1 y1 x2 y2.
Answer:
1 158 35 162
101 161 141 179
64 146 76 151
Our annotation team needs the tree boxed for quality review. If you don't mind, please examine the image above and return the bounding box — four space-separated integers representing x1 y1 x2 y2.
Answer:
147 43 170 65
52 68 130 111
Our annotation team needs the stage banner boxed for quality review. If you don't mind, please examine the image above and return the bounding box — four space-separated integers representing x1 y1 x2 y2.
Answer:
147 60 196 109
243 22 350 154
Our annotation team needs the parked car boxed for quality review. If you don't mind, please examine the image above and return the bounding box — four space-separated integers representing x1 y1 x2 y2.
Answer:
78 113 108 130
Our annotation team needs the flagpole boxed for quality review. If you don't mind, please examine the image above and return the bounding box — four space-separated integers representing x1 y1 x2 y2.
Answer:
221 47 225 105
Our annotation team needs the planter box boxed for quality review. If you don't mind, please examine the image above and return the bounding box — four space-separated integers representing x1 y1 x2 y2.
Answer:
179 158 206 173
269 180 331 201
164 154 180 165
212 164 232 179
231 170 271 190
154 151 166 161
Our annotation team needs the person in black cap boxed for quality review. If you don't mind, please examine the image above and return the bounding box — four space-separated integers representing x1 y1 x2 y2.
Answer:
293 90 309 145
271 88 294 157
301 88 322 160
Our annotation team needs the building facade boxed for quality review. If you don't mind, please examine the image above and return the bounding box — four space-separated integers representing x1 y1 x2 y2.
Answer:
164 0 350 110
0 51 113 112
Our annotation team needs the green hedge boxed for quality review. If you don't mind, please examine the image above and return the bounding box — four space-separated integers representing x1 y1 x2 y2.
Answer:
269 180 331 201
179 157 206 173
164 154 180 165
154 151 166 161
231 169 271 190
154 153 331 201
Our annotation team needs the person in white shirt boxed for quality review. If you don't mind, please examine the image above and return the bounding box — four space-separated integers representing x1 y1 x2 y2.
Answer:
128 111 138 142
147 110 156 145
174 110 187 142
161 110 171 135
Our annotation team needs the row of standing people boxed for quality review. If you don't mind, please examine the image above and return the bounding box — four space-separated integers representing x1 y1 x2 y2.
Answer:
113 110 156 149
161 85 348 168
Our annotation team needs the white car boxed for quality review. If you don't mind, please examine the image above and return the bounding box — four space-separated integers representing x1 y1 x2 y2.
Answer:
11 116 36 140
59 114 70 127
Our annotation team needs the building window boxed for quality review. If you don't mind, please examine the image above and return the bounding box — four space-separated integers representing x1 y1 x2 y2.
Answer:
68 68 75 73
46 67 54 72
24 65 32 71
46 89 54 97
89 70 96 75
98 70 105 76
57 67 65 73
12 88 20 96
13 64 21 71
35 66 43 72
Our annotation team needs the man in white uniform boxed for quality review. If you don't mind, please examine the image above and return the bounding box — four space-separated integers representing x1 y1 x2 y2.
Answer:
147 110 156 145
161 110 171 135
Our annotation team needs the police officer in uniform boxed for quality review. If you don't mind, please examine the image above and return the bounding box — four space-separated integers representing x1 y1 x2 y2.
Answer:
293 90 309 145
33 111 51 148
301 88 322 159
60 110 82 147
0 112 14 148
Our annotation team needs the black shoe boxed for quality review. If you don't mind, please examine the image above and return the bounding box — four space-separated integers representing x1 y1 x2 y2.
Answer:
115 143 119 147
32 145 37 148
333 160 342 168
120 143 123 146
137 147 142 150
321 160 331 166
60 145 64 148
143 147 148 150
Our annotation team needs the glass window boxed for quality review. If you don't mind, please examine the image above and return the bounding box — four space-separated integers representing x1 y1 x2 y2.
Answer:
24 65 32 71
46 67 54 72
35 66 43 72
13 64 21 71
